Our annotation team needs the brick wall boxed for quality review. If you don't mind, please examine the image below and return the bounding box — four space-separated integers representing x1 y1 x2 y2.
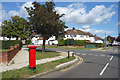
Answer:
0 44 20 65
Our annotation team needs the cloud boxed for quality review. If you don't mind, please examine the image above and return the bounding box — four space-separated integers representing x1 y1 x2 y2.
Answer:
55 3 116 25
117 21 120 26
80 28 114 34
18 2 33 17
82 25 89 29
9 10 19 16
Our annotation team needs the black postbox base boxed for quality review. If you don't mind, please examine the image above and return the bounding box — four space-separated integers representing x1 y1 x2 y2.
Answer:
29 67 36 70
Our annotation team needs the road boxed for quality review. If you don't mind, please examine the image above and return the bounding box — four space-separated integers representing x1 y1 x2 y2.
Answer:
35 47 119 79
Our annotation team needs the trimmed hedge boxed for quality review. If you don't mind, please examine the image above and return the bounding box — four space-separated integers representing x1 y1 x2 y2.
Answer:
74 40 86 46
58 39 105 48
1 40 23 49
58 39 65 46
85 43 106 48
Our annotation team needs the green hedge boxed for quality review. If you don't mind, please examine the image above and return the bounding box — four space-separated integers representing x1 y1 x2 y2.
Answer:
25 40 32 45
85 43 106 48
58 39 65 46
58 39 105 48
1 40 23 49
74 40 86 46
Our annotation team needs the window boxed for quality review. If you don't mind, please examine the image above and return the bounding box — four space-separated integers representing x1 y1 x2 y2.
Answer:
86 35 89 38
80 35 84 37
73 35 76 37
67 35 68 37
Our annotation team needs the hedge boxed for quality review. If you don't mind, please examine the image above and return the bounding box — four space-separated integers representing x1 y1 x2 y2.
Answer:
58 39 105 48
85 43 106 48
1 40 23 49
25 40 32 45
58 39 65 46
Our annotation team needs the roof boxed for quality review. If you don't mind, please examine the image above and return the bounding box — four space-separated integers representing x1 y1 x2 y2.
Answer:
85 32 94 37
94 36 103 40
66 29 87 35
31 32 37 35
37 38 43 40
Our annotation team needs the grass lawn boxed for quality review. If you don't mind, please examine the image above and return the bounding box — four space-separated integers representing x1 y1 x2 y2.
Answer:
36 50 60 60
0 49 10 51
38 45 96 50
2 57 75 79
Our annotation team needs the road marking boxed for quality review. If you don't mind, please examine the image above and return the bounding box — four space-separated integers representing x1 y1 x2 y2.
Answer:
110 56 113 61
81 54 86 55
94 55 98 56
100 55 105 56
88 54 92 55
115 49 117 53
61 55 83 72
107 55 111 57
77 53 80 55
100 63 109 75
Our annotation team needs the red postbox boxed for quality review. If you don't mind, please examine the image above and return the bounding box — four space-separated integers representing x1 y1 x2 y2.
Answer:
28 46 37 70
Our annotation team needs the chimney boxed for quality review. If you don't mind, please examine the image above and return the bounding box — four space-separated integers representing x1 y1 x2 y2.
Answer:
72 27 76 30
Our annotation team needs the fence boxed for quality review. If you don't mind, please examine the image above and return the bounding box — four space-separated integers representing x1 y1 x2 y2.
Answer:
0 44 20 65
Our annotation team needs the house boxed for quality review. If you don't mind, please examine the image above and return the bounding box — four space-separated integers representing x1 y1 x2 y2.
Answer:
64 29 89 41
31 32 58 45
85 32 95 43
0 36 19 40
94 35 103 43
64 28 103 43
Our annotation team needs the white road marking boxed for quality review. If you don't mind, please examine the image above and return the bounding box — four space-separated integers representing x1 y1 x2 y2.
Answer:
110 56 113 61
107 55 111 57
77 53 80 55
100 63 109 75
81 54 86 55
115 49 118 53
88 54 92 55
94 55 98 56
100 55 105 56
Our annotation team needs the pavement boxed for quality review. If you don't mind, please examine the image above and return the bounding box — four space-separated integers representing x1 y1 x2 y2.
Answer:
35 47 119 78
0 47 68 73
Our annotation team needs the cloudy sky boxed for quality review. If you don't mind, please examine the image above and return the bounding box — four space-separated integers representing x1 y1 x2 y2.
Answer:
0 2 119 38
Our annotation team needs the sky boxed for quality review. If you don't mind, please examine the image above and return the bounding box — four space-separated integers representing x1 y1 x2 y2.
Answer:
0 1 119 38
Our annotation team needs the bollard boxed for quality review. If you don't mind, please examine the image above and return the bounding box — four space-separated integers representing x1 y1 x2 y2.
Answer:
28 46 37 70
72 50 74 57
68 51 70 59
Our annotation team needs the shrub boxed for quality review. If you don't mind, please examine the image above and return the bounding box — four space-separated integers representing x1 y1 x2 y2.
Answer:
1 40 23 49
74 40 86 46
58 39 65 46
85 43 105 48
25 40 32 45
65 39 74 45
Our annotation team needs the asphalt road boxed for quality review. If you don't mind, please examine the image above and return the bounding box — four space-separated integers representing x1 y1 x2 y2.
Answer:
35 47 119 79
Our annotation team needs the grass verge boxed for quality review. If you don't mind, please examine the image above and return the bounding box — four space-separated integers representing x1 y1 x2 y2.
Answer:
38 45 96 50
2 56 75 79
0 49 10 51
36 50 60 60
101 47 112 50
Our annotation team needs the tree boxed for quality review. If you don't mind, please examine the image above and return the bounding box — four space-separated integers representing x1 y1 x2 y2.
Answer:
1 20 13 40
1 16 31 40
25 1 67 52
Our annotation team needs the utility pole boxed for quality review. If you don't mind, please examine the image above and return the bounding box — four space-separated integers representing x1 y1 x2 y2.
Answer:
104 32 106 48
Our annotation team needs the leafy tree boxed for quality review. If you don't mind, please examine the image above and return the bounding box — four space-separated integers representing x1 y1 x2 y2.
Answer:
1 20 13 40
1 16 31 40
107 37 112 43
25 1 67 52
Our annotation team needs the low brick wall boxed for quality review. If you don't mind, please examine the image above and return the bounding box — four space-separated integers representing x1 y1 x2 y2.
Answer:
0 45 20 65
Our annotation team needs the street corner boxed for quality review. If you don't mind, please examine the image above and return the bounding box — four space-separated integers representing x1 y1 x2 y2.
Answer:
60 55 84 72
